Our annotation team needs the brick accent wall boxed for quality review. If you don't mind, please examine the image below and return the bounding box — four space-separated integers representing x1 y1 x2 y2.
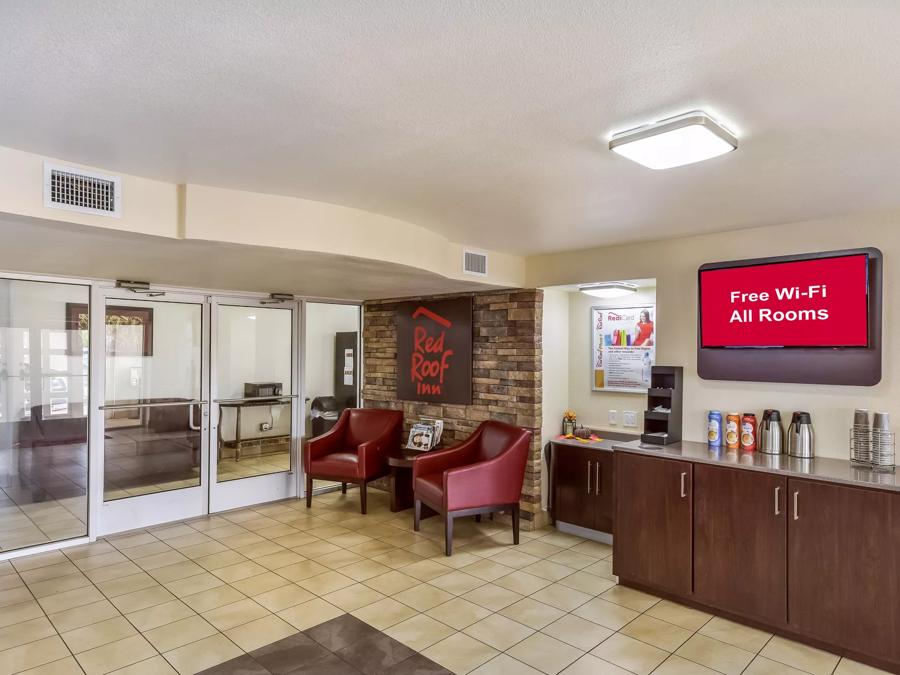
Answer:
362 289 547 530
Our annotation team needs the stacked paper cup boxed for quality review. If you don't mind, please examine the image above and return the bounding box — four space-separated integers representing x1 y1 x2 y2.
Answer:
871 412 895 472
850 409 871 466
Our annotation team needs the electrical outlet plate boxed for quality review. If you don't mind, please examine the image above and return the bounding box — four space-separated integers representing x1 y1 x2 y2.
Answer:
608 410 618 425
259 422 272 432
623 410 638 427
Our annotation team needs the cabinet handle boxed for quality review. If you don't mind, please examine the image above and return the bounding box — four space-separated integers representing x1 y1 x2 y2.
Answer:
775 486 781 515
595 461 600 495
587 460 592 494
793 491 799 520
680 472 687 498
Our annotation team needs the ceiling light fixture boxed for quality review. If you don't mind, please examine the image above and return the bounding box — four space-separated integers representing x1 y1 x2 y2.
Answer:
609 110 737 169
578 282 638 299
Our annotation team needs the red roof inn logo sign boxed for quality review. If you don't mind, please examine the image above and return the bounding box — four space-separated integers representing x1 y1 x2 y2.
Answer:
396 297 473 405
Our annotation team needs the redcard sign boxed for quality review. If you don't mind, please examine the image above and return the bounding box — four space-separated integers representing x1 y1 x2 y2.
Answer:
396 297 473 404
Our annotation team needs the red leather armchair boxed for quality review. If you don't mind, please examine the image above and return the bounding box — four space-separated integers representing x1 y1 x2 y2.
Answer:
412 420 532 555
304 408 402 514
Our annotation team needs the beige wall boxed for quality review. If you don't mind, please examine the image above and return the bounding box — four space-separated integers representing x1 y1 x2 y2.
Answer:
540 288 570 509
529 211 898 462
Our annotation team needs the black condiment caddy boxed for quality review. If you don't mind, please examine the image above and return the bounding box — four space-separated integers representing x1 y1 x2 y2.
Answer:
641 366 683 446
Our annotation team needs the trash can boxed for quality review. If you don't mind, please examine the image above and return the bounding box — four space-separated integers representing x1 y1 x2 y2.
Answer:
310 396 341 437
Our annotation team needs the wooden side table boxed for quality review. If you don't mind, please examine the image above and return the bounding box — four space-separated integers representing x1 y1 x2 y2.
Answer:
387 447 437 517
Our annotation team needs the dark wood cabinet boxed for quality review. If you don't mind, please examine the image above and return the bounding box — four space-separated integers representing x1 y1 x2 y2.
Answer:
552 445 614 533
787 478 899 663
614 452 693 596
694 464 787 625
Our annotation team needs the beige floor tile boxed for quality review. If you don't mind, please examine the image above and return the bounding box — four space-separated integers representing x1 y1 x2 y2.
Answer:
395 583 456 612
461 583 523 612
224 614 296 652
653 654 721 674
430 550 483 570
289 540 339 558
507 632 584 675
675 634 755 675
744 655 810 674
0 600 44 630
135 550 189 571
372 548 426 569
254 550 305 571
210 560 267 583
535 532 584 549
194 550 248 571
19 561 80 584
97 572 159 598
277 559 329 582
315 549 365 569
178 541 229 560
110 655 178 674
426 597 492 631
110 585 175 613
599 585 660 612
202 597 269 631
494 571 552 596
322 583 385 611
460 559 515 582
645 600 713 632
181 585 245 613
339 559 392 582
531 583 593 612
164 572 225 598
699 616 772 653
569 540 613 559
620 614 693 652
423 632 499 675
471 653 543 675
162 633 242 674
572 597 640 631
277 597 344 630
581 559 616 581
75 634 157 675
556 571 617 596
546 550 599 571
462 613 534 651
385 614 456 651
760 636 841 675
253 584 315 612
0 635 71 674
11 551 69 572
363 570 420 595
0 616 56 652
38 585 105 614
499 598 566 630
490 549 544 569
403 559 454 582
542 614 613 651
125 599 195 631
296 570 355 595
123 542 172 561
521 560 576 582
834 658 894 675
61 615 137 653
148 561 205 584
19 655 85 674
351 596 419 630
28 572 92 598
561 653 631 674
230 571 291 597
591 633 668 675
144 614 218 652
85 561 143 584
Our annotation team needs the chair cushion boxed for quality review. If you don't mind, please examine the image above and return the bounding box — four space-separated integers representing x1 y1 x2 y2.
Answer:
310 451 360 479
414 472 444 507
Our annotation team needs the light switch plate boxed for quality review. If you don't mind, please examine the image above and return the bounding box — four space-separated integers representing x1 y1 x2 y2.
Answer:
608 410 618 425
623 410 638 427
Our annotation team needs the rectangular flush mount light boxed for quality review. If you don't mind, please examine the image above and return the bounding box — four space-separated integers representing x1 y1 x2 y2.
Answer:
609 111 737 169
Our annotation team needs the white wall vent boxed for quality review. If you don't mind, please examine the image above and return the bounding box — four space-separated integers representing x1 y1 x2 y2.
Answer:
463 250 488 276
43 162 121 218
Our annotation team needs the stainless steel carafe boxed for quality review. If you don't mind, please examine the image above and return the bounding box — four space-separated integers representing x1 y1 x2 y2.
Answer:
788 411 815 458
758 409 784 455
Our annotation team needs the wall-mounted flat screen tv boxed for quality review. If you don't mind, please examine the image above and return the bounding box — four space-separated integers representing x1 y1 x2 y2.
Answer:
699 253 869 348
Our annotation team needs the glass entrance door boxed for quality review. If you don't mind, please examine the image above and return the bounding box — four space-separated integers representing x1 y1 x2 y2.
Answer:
209 297 299 512
97 291 208 535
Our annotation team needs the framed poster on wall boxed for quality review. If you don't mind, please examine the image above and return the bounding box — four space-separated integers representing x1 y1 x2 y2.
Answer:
591 305 656 392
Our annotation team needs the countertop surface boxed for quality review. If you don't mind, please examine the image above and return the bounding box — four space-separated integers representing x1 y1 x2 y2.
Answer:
549 437 619 452
611 439 900 493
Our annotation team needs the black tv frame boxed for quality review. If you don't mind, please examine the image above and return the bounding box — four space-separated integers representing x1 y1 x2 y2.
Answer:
697 247 882 386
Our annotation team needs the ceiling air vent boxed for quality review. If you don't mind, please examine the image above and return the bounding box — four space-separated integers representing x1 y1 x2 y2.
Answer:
463 250 488 276
43 162 121 218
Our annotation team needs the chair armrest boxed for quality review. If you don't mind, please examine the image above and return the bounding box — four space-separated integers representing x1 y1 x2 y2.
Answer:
304 412 347 469
357 422 401 477
444 434 531 510
412 439 478 480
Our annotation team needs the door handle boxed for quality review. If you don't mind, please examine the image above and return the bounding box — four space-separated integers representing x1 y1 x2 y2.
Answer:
793 491 799 520
775 486 781 515
680 472 687 498
595 461 600 496
587 460 592 494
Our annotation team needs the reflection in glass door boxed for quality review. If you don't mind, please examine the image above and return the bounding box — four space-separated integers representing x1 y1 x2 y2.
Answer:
98 292 207 534
209 298 298 512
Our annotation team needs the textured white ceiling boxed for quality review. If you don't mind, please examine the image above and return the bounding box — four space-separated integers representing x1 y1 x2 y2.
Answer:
1 1 899 255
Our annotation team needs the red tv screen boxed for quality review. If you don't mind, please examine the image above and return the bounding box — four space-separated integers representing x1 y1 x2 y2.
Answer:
699 254 869 348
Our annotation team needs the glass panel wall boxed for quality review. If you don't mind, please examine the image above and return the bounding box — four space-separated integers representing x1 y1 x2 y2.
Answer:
215 305 293 482
103 299 203 500
0 278 89 552
303 303 360 491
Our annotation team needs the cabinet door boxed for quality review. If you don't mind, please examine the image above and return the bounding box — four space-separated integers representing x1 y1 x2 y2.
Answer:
694 465 787 625
614 452 693 595
594 452 615 533
788 478 898 661
554 446 595 530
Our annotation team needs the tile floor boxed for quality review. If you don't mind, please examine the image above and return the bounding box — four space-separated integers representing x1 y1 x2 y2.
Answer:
0 487 890 674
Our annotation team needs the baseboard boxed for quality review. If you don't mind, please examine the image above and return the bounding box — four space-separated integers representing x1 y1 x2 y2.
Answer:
556 521 613 545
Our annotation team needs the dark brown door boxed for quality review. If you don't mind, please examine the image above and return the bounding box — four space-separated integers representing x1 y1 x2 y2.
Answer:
694 465 787 625
614 452 693 595
788 478 898 662
594 452 615 533
554 446 595 530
